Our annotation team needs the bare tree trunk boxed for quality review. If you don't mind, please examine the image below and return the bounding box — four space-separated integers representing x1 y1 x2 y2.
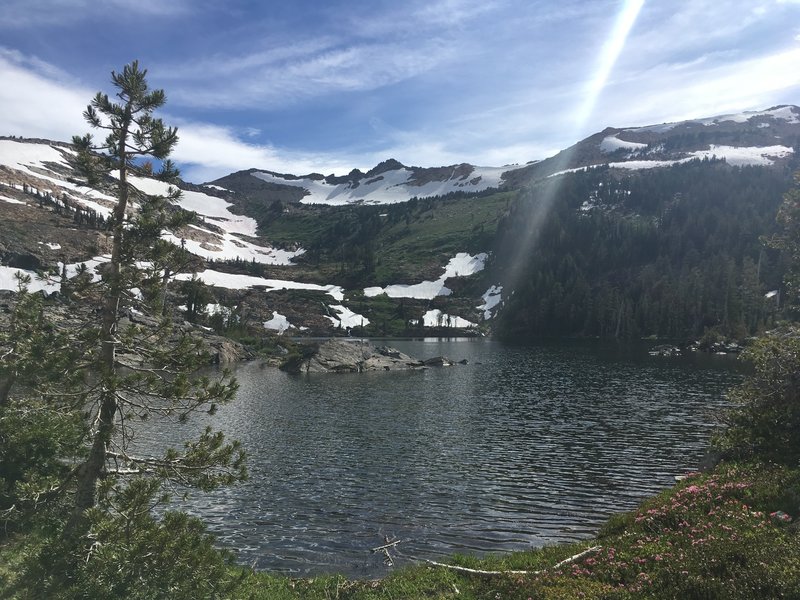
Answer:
0 374 15 407
69 116 130 528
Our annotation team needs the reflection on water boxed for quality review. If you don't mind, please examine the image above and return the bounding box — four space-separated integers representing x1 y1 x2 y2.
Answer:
135 339 741 577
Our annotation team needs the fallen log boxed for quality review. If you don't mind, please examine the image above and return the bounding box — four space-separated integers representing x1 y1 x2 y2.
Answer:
422 545 602 576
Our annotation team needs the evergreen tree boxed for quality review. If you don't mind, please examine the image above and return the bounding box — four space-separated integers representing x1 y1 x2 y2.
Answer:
67 60 244 524
2 62 246 596
713 171 800 463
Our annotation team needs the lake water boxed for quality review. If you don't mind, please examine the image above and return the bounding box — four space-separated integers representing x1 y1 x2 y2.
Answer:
140 338 742 578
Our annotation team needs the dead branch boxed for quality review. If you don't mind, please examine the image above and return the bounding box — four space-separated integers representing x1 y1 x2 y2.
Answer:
422 545 602 576
371 539 404 553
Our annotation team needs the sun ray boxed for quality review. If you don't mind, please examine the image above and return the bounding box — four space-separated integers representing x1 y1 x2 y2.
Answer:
502 0 646 299
575 0 645 131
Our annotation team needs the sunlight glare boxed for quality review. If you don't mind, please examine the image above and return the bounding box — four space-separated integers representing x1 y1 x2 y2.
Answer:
575 0 645 129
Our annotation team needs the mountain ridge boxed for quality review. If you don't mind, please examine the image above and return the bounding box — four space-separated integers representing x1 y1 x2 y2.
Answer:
1 104 798 341
207 105 799 210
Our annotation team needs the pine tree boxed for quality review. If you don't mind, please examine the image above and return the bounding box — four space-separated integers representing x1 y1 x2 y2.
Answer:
62 61 245 530
1 60 246 598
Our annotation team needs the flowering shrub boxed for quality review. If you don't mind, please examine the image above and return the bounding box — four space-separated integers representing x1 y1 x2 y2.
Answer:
547 462 800 599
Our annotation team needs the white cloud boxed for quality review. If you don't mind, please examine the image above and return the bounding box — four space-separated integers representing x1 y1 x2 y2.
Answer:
596 47 800 129
0 49 89 140
172 121 357 182
1 0 800 185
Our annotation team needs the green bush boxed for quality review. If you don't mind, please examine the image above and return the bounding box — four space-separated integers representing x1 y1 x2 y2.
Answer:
15 478 239 600
712 329 800 464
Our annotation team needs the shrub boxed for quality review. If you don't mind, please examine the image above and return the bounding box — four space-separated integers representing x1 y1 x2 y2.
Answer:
712 329 800 464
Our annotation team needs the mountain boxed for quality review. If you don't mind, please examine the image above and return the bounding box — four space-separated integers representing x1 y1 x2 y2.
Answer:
211 159 520 207
502 105 800 186
210 105 800 213
1 105 798 343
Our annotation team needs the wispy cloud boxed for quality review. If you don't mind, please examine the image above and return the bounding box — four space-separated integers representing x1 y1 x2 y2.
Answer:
1 1 799 181
160 24 460 110
0 49 357 181
0 0 192 28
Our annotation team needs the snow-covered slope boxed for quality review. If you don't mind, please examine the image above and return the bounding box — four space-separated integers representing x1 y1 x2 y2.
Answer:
243 162 518 206
504 105 800 185
0 138 302 266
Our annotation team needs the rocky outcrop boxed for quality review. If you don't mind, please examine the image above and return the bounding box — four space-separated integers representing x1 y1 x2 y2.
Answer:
289 339 454 374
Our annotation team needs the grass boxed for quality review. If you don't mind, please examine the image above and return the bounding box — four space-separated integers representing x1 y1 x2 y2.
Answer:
255 191 514 286
370 192 513 285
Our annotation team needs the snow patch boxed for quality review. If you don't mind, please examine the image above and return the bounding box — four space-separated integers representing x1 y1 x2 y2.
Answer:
628 106 800 134
600 135 647 153
0 140 71 170
0 254 111 294
699 106 800 126
687 145 793 166
174 268 344 300
326 304 369 329
125 174 258 237
416 309 476 329
263 311 293 334
478 285 503 320
0 266 57 294
0 195 25 205
0 141 116 216
161 229 304 266
364 252 486 300
549 145 793 178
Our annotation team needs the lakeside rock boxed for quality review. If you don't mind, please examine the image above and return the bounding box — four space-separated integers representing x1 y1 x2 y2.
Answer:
287 339 453 374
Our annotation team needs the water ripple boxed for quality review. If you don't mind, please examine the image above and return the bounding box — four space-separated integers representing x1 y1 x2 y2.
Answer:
134 339 740 577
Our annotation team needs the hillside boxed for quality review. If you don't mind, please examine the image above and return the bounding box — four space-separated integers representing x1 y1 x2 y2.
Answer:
1 105 799 343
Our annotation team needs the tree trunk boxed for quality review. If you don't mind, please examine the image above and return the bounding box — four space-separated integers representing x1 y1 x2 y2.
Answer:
69 114 130 527
0 374 15 407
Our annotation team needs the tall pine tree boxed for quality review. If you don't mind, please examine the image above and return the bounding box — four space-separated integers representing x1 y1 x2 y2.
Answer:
0 60 247 599
66 60 245 528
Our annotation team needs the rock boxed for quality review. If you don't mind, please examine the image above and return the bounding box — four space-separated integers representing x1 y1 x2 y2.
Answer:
208 338 249 364
289 339 453 374
422 356 454 367
376 346 403 359
649 344 681 357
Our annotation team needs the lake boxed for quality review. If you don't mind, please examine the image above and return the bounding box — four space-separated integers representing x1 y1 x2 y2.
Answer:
139 338 742 578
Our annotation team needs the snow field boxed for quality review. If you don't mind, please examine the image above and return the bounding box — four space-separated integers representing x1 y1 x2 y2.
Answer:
477 285 503 320
549 145 794 178
599 135 647 153
174 268 344 301
125 175 258 237
263 311 293 334
413 309 476 329
252 166 512 206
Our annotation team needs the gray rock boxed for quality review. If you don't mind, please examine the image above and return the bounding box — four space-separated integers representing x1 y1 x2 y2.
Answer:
422 356 454 367
295 339 447 374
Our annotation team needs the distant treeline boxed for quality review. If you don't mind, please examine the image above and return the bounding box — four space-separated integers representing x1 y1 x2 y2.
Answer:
493 160 794 341
1 180 107 229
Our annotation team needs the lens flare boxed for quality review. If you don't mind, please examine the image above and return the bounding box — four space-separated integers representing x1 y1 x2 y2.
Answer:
501 0 645 302
575 0 645 130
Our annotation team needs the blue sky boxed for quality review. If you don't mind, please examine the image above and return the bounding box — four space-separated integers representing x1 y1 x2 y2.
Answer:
1 0 799 182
